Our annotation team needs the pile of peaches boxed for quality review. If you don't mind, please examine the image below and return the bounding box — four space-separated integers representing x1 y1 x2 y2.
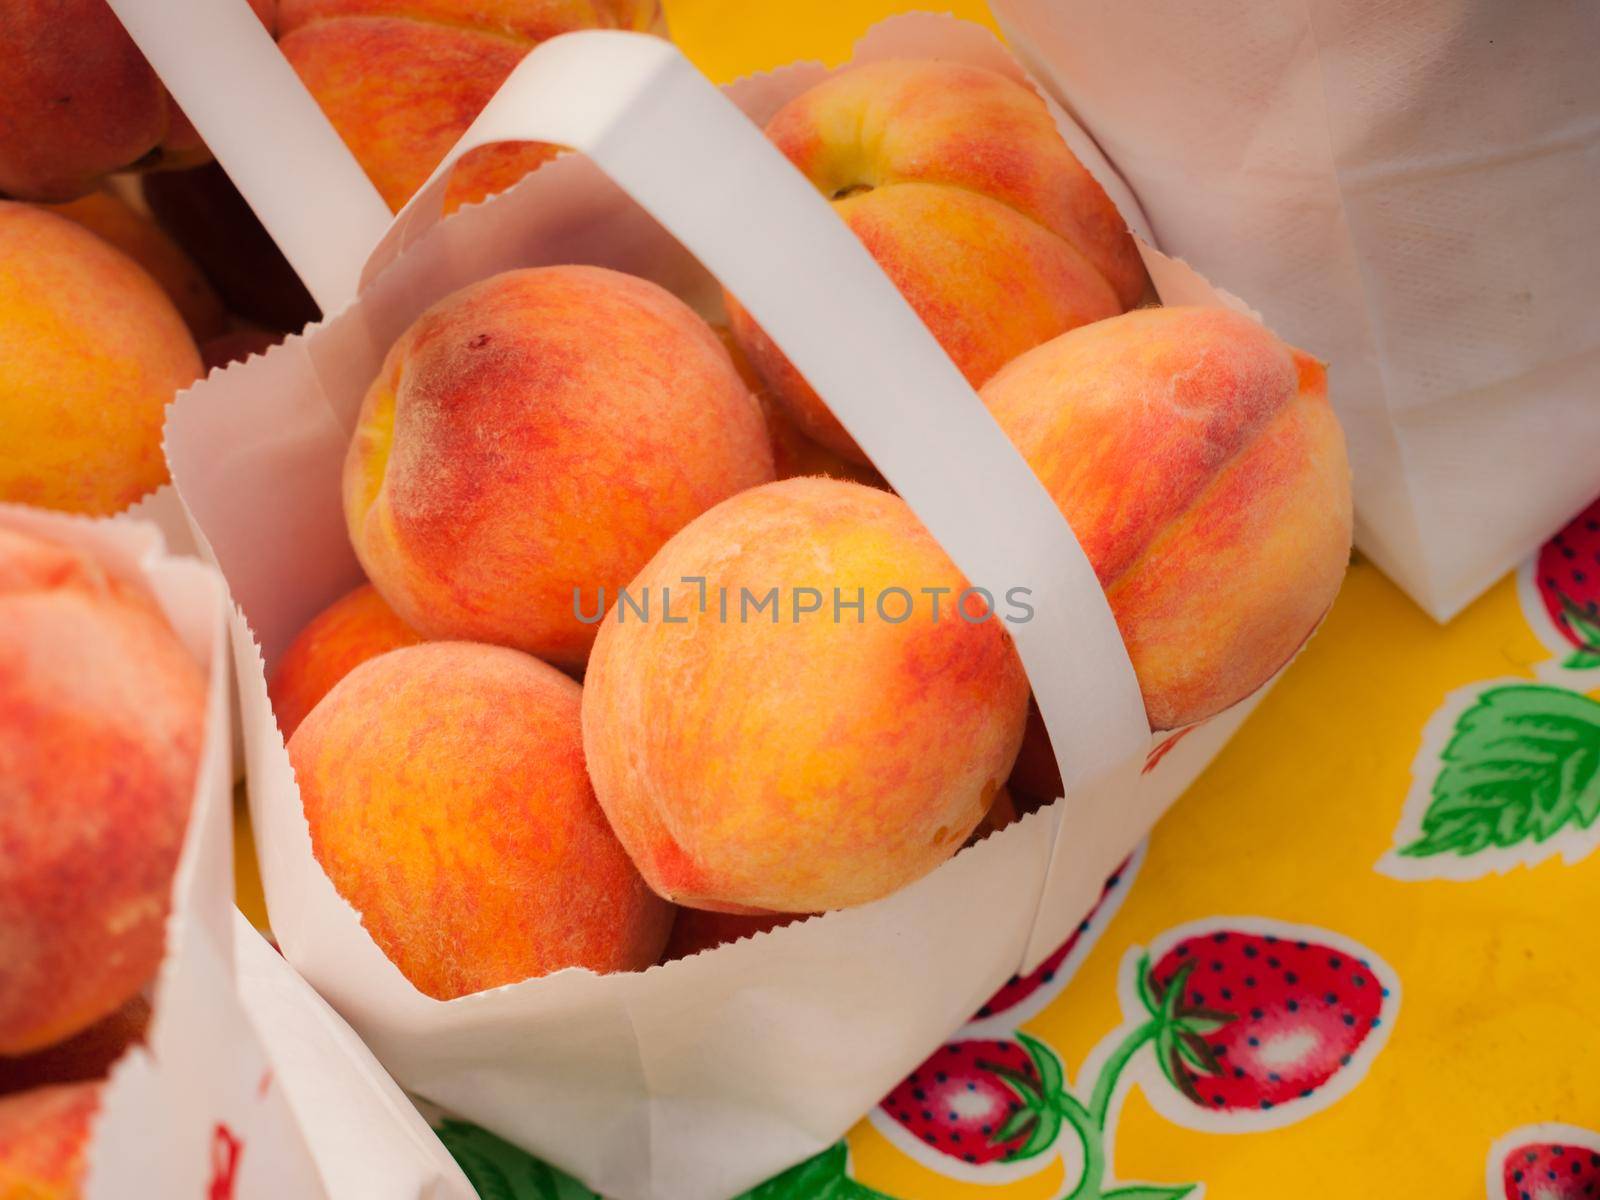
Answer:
266 59 1352 1000
0 9 1351 1193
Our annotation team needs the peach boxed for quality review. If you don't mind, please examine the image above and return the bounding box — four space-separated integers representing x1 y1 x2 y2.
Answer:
0 1082 99 1200
45 191 227 342
0 203 201 515
0 0 274 201
0 999 148 1098
267 583 421 739
582 476 1030 914
725 59 1146 463
277 0 659 213
982 305 1352 731
344 265 774 670
289 641 674 999
0 527 206 1056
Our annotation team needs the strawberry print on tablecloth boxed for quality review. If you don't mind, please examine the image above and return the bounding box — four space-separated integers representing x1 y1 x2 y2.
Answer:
1518 496 1600 675
1488 1124 1600 1200
870 917 1398 1198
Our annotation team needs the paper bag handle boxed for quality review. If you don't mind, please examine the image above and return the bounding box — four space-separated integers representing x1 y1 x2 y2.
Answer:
103 0 392 315
373 31 1150 798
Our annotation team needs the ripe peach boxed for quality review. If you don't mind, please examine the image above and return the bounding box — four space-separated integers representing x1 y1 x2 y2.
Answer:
662 911 801 962
726 59 1146 463
0 1082 99 1200
982 306 1352 731
582 477 1030 914
46 191 227 342
0 0 275 201
0 203 201 515
344 265 774 671
289 641 674 1000
267 583 421 740
0 999 148 1098
0 527 206 1056
277 0 659 213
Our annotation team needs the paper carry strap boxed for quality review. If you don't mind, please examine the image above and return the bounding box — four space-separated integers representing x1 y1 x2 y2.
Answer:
374 31 1150 797
103 0 391 314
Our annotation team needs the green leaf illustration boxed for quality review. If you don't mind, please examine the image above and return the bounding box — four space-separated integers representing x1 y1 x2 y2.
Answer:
1400 684 1600 858
435 1121 598 1200
737 1142 896 1200
1101 1185 1198 1200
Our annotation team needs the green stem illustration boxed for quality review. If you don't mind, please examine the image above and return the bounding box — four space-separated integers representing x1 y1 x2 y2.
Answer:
1061 1020 1160 1200
1045 956 1222 1200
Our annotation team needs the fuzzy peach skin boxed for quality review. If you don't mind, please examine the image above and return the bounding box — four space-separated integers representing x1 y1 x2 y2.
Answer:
983 305 1353 732
268 583 421 740
0 527 205 1056
582 476 1030 914
344 265 774 670
0 0 275 201
0 1082 99 1200
725 59 1146 463
290 641 674 1000
0 203 201 515
46 190 228 342
278 0 658 213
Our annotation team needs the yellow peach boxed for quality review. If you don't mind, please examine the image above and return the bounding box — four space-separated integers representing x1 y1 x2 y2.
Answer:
0 1082 100 1200
982 305 1352 730
267 583 422 740
0 527 205 1056
727 59 1146 463
343 265 774 671
289 641 675 999
277 0 659 213
582 476 1030 913
46 191 227 342
0 203 201 515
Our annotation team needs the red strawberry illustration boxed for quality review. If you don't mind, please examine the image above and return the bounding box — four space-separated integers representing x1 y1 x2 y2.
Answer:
880 1035 1065 1165
1502 1142 1600 1200
1536 497 1600 669
976 857 1133 1021
1145 930 1389 1112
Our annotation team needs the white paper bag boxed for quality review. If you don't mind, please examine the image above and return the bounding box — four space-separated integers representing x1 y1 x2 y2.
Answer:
990 0 1600 621
0 506 325 1200
144 15 1309 1199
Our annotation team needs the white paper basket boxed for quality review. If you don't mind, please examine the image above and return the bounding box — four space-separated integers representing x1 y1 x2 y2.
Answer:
991 0 1600 621
114 12 1323 1198
0 506 327 1200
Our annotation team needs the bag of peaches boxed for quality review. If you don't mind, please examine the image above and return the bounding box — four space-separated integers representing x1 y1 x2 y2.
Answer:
0 506 373 1199
102 7 1350 1199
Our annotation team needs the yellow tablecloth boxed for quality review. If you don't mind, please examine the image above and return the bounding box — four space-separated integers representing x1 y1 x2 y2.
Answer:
242 4 1600 1195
